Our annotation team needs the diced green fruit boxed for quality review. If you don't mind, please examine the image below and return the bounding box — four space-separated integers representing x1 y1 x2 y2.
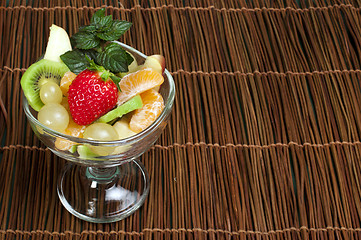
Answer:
77 145 99 159
44 24 72 63
21 59 69 111
113 119 137 139
112 119 137 154
69 145 78 153
97 95 143 123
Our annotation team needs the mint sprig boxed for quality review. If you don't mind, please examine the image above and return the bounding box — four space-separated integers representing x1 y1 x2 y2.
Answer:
60 8 133 76
71 31 101 50
70 8 131 50
97 20 132 41
97 43 134 73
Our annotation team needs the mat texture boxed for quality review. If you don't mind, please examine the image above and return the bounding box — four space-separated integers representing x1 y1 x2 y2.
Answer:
1 0 361 239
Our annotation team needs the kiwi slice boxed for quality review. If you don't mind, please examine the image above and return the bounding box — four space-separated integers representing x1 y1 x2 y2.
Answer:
21 59 69 111
77 145 99 160
97 95 143 123
69 145 78 153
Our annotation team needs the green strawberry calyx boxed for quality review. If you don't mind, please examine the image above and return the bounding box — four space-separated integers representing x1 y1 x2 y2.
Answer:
86 56 122 92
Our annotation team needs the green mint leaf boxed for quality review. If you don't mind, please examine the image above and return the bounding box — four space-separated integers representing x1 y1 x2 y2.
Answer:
60 50 89 74
79 25 97 33
90 8 112 31
71 31 101 49
91 8 106 26
113 20 132 34
82 49 99 61
97 20 132 41
97 43 133 73
110 75 122 92
96 15 113 30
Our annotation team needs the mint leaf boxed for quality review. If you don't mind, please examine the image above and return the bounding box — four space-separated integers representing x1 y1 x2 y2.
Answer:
91 8 106 26
97 43 133 73
79 25 97 33
60 50 89 74
71 31 100 49
97 20 132 41
112 20 132 34
96 15 113 30
82 49 99 61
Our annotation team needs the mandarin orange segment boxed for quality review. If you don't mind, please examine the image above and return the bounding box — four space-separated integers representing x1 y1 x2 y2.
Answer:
117 68 164 105
64 118 86 138
60 96 69 111
60 71 77 96
129 89 164 133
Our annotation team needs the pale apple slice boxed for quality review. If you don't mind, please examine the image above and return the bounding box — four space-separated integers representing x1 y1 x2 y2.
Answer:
113 118 137 139
142 55 165 74
112 118 137 154
44 24 72 63
150 55 165 73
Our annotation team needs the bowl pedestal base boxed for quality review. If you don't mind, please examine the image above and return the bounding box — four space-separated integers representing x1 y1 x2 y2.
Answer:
57 159 150 223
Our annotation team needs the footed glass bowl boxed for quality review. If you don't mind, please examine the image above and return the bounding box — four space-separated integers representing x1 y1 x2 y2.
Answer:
23 42 175 223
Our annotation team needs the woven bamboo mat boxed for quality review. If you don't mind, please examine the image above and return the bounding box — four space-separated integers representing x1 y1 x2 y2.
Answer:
1 0 361 239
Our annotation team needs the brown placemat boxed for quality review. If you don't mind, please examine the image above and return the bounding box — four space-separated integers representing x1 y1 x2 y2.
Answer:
1 0 361 239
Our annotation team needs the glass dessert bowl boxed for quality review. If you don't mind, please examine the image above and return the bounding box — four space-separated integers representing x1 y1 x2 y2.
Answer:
23 42 175 223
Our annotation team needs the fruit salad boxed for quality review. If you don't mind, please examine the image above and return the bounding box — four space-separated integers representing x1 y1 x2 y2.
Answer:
21 9 166 158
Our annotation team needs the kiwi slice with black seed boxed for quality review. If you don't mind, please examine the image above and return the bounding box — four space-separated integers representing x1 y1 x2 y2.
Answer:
21 59 69 111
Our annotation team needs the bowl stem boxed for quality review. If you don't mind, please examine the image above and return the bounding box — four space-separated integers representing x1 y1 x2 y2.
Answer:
86 166 120 183
57 159 150 223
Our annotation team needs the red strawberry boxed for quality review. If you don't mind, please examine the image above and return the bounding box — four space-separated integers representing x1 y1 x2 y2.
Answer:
68 69 118 125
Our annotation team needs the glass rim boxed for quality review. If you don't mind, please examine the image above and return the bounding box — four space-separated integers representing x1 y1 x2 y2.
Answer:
23 42 175 147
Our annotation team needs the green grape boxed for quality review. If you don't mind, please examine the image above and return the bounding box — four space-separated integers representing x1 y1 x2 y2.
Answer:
83 123 119 156
40 81 63 104
84 123 119 141
38 103 69 132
